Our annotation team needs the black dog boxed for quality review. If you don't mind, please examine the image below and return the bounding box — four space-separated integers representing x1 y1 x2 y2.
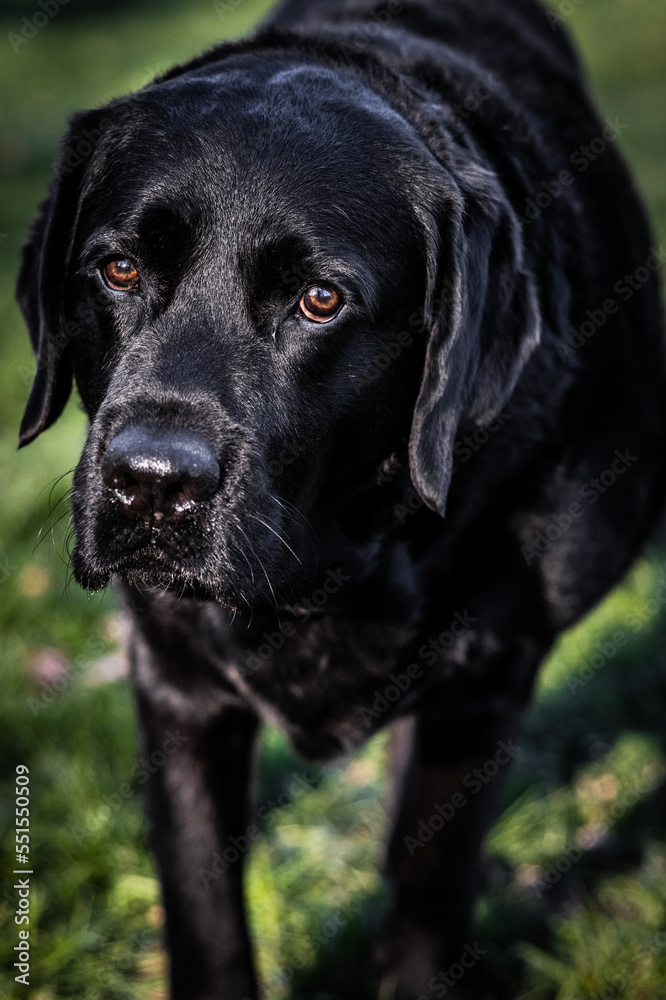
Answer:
17 0 666 996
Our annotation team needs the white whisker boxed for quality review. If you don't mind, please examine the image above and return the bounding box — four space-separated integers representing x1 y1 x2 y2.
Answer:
250 513 302 565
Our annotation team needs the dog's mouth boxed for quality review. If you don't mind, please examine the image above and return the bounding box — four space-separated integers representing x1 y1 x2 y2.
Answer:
71 538 243 608
70 487 301 612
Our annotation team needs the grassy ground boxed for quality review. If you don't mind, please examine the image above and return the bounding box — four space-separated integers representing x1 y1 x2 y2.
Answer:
1 0 666 997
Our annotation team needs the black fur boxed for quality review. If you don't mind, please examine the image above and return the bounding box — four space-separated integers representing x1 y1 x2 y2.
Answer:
17 0 666 996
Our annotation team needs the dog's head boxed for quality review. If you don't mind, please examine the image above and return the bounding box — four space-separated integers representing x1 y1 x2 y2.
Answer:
17 32 541 610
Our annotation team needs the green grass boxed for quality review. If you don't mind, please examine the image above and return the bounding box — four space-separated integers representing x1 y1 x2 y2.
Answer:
1 0 666 997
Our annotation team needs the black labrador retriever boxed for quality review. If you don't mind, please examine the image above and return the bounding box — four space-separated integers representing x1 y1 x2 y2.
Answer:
17 0 666 996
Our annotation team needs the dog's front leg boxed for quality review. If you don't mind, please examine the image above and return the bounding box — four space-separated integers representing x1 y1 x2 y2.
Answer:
378 714 518 999
133 670 259 1000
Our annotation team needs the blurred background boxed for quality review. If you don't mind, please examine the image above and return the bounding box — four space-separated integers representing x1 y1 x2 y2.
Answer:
1 0 666 997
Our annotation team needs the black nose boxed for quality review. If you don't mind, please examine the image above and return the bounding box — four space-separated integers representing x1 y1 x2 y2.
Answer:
101 425 220 523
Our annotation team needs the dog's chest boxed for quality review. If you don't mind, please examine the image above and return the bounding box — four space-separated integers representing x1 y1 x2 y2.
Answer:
228 614 420 756
131 592 420 757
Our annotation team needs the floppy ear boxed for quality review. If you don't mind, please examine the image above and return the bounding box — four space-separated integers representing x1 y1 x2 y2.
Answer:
17 108 106 447
408 167 542 515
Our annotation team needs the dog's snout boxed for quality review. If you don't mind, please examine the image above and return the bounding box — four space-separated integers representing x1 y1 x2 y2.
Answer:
101 425 220 523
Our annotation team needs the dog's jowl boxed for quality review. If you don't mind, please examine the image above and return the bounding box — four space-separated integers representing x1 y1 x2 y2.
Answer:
17 0 666 997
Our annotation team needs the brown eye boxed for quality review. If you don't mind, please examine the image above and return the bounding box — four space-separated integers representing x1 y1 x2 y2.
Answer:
102 259 140 290
299 285 341 323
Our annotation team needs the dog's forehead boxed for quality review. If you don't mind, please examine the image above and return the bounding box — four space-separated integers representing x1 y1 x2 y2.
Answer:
151 51 411 132
257 59 408 129
111 52 425 198
79 53 430 255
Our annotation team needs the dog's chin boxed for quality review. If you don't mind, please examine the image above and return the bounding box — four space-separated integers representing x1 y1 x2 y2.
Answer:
118 567 223 604
70 545 235 607
70 547 112 593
